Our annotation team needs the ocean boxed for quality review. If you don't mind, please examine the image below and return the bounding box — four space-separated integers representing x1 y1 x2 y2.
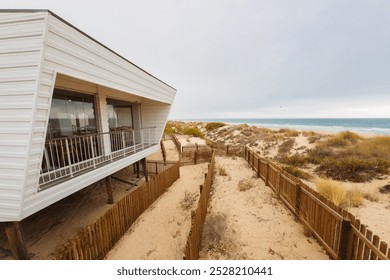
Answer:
183 118 390 135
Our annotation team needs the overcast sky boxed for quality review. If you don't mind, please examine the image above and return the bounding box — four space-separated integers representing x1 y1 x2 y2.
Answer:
4 0 390 119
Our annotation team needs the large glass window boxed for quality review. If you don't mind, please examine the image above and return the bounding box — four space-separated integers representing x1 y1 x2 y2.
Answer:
106 99 134 131
47 89 97 138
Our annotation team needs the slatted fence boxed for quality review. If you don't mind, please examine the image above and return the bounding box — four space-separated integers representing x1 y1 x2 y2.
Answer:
54 161 180 260
244 146 390 260
183 150 216 260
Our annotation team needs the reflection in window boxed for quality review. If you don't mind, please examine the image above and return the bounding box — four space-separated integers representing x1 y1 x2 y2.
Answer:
47 89 97 139
107 99 134 131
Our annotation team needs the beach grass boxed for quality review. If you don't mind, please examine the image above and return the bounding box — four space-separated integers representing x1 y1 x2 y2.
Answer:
205 122 226 131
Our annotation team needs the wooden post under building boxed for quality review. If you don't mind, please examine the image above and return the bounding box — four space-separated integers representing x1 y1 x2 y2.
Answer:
106 176 114 204
4 221 29 260
141 158 148 182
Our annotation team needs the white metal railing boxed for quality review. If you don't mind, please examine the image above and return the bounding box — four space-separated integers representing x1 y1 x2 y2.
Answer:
39 127 157 188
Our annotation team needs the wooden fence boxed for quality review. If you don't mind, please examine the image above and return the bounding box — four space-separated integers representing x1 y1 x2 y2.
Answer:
143 160 176 175
54 161 180 260
244 146 390 260
183 150 216 260
208 141 244 157
171 134 182 155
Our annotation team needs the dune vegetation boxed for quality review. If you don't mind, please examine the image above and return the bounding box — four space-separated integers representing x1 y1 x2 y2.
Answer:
165 121 390 187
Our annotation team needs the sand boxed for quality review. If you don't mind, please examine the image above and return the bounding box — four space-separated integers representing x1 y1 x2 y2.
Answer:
1 127 389 260
105 163 208 259
199 156 329 260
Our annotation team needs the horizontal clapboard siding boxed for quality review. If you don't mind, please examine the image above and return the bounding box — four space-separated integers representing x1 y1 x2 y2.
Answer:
45 15 176 104
141 100 172 143
0 10 176 221
0 11 46 221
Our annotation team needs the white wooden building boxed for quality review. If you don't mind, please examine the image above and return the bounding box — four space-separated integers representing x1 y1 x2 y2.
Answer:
0 9 176 233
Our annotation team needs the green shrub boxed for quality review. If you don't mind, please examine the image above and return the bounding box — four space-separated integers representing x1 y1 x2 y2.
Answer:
279 154 308 167
315 157 390 182
279 128 300 137
164 122 174 134
183 127 203 138
282 165 312 180
205 122 226 131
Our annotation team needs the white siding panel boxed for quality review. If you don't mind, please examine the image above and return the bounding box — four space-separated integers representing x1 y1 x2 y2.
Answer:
45 16 176 104
0 12 46 222
141 100 172 143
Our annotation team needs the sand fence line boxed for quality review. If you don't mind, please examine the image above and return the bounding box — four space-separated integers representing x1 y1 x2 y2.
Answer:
244 146 390 260
183 150 216 260
54 161 180 260
170 133 242 165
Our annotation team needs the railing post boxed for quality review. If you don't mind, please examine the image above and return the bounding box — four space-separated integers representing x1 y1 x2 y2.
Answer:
90 135 96 168
226 145 229 156
257 158 260 178
141 128 144 150
65 139 73 177
194 151 197 164
148 128 151 147
265 161 269 186
132 130 136 153
338 218 352 260
122 131 126 156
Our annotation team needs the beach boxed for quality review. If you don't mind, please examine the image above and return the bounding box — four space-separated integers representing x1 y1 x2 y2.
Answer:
1 120 389 260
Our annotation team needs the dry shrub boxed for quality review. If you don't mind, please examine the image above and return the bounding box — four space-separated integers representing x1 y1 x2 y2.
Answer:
282 165 312 180
183 127 203 138
205 122 226 131
278 138 295 155
238 178 256 191
363 192 379 202
346 188 364 207
218 167 228 176
315 157 389 182
316 178 347 207
322 131 362 148
316 178 364 207
279 128 299 137
354 136 390 160
181 191 197 210
202 213 227 243
279 154 308 167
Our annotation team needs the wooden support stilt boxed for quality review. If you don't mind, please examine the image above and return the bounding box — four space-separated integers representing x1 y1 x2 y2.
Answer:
141 158 148 182
106 176 114 204
136 161 140 178
4 221 29 260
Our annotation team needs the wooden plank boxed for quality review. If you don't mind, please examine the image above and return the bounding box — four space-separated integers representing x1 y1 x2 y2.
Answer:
379 241 388 259
350 225 388 260
363 229 373 260
356 224 366 259
371 235 380 260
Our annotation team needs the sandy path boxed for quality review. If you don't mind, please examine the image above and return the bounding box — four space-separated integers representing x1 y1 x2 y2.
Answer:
105 163 208 259
199 156 330 260
147 139 179 161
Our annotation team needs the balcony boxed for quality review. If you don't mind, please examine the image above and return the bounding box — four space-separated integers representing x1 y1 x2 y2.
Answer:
39 127 157 189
